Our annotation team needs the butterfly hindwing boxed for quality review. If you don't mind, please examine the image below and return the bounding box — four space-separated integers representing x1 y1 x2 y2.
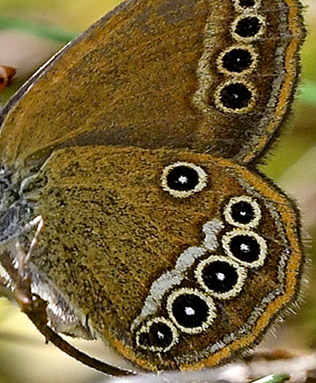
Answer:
19 145 302 371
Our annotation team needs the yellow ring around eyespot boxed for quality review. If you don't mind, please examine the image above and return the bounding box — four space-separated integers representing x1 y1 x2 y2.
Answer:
243 0 305 163
180 157 302 371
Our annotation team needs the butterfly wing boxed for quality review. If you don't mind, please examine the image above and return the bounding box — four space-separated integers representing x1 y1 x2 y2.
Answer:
22 146 302 371
0 0 304 169
0 0 304 372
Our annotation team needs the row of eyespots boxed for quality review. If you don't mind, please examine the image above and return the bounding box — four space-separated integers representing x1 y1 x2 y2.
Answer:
222 195 267 267
136 288 217 352
194 196 266 303
214 0 266 113
136 196 266 352
138 160 208 351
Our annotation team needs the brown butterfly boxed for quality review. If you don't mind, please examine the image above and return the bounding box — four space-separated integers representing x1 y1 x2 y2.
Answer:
0 0 305 375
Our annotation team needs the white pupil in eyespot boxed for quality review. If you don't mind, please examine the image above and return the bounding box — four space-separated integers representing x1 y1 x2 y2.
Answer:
157 331 164 339
178 175 189 184
216 272 226 281
241 243 250 252
185 307 196 316
166 165 200 192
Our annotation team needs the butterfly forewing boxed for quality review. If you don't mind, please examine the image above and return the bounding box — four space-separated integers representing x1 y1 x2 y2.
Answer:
0 0 304 170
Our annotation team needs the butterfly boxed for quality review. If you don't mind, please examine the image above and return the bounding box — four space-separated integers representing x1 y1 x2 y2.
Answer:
0 0 305 376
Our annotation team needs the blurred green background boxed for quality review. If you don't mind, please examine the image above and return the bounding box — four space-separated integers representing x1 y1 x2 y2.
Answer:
0 1 315 382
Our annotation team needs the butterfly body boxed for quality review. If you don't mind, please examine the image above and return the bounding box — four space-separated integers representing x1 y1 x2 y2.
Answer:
0 0 305 374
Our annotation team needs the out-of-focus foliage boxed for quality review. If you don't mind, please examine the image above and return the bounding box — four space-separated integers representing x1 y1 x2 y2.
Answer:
0 1 315 382
0 0 119 29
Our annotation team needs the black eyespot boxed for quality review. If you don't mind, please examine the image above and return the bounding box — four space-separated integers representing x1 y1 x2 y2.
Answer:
196 256 246 299
221 48 253 73
230 201 255 224
167 166 199 192
222 230 267 268
219 82 253 110
230 235 260 262
238 0 256 7
224 196 262 228
202 261 238 293
234 16 263 38
167 289 216 333
138 323 173 349
171 293 208 328
161 162 207 198
136 318 178 352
